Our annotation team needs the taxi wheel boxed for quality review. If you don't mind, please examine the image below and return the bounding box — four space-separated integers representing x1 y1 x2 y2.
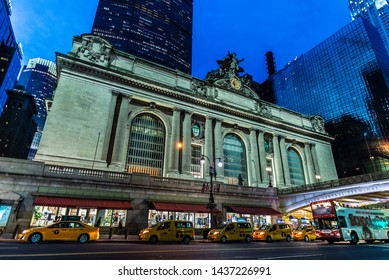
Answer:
78 234 90 244
149 235 158 244
245 235 252 243
183 236 191 244
304 235 310 242
220 236 227 243
29 233 42 244
266 236 272 242
286 235 292 242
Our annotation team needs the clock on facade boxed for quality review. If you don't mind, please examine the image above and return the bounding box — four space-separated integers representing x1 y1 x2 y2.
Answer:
230 77 242 90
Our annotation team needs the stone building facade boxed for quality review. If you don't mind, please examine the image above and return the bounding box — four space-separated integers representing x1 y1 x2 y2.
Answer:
0 34 337 235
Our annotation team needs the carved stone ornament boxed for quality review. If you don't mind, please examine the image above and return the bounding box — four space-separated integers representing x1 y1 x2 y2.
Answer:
76 35 113 65
190 80 208 97
254 101 272 118
311 116 325 133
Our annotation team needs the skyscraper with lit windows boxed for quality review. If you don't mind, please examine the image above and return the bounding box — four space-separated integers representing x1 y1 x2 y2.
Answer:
0 0 22 114
349 0 389 54
267 18 389 178
16 58 57 159
91 0 193 74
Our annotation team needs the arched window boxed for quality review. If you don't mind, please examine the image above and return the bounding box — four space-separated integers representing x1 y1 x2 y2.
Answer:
126 114 166 176
223 134 247 185
287 148 305 185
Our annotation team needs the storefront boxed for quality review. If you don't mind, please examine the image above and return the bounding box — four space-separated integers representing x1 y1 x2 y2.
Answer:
31 196 132 227
225 205 282 229
148 202 222 229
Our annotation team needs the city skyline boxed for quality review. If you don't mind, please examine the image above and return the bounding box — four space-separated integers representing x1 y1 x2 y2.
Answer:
11 0 351 83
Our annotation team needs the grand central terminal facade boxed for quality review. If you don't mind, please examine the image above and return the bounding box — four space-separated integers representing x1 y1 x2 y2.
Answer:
0 34 337 235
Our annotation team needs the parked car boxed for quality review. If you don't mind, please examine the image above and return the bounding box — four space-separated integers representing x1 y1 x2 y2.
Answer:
292 224 317 241
207 222 252 243
17 221 100 244
253 223 292 242
138 220 194 244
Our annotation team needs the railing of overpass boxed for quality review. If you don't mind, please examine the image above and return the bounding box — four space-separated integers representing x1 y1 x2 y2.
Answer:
277 171 389 195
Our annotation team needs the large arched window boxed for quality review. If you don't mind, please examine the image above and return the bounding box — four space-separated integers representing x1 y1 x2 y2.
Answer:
223 134 247 185
126 114 166 176
287 148 305 186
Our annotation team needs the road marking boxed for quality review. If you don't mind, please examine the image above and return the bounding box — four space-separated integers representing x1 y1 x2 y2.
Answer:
0 247 18 250
258 254 323 260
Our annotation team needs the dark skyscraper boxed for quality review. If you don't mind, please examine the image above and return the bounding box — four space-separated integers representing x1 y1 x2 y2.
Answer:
0 0 22 114
266 18 389 177
16 58 57 159
92 0 193 74
0 89 37 159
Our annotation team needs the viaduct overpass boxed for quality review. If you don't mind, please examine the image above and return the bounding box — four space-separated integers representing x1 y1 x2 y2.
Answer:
278 171 389 214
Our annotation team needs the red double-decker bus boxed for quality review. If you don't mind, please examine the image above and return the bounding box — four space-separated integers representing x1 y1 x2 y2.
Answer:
311 200 389 245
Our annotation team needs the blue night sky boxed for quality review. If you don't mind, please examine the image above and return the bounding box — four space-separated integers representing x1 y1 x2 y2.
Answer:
10 0 351 83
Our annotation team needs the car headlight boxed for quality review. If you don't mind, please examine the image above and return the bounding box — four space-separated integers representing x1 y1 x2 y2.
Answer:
260 232 265 235
213 231 220 235
298 232 302 235
142 230 149 234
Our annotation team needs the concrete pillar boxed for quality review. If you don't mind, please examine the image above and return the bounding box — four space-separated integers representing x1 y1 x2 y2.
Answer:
273 134 285 187
258 130 267 184
280 136 291 186
204 116 214 178
305 142 316 184
214 119 224 180
182 111 193 176
168 107 181 176
249 128 260 187
111 96 131 169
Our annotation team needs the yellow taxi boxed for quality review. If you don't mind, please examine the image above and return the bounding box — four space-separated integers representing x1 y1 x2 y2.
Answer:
207 222 252 243
253 223 292 242
292 224 317 241
138 220 194 244
17 221 100 243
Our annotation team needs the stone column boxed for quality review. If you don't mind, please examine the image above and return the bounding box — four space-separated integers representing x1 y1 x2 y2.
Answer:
258 130 267 184
273 134 285 187
111 95 131 169
304 142 316 184
250 128 260 187
311 144 320 181
214 119 224 180
204 116 214 179
181 111 192 176
280 136 291 186
168 107 181 176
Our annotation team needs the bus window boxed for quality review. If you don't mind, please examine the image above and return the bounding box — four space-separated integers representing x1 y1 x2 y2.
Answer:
338 216 347 228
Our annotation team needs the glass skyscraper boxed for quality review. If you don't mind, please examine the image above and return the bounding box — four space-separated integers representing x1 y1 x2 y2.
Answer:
0 0 22 114
92 0 193 74
16 58 57 159
349 0 389 54
267 18 389 178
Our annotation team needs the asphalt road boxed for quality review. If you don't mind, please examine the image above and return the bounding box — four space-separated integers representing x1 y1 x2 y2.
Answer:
0 239 389 260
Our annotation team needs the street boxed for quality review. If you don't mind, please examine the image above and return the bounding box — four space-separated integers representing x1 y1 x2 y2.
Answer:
0 239 389 260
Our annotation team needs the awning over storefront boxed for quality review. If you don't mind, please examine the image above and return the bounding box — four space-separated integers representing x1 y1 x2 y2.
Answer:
227 205 281 216
151 202 221 213
33 196 133 209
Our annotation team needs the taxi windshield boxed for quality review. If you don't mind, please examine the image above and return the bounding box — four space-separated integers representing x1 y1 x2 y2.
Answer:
215 223 228 229
295 225 308 230
259 224 270 230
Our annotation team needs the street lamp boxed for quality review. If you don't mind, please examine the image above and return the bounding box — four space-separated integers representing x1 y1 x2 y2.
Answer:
200 154 223 229
266 165 272 188
315 174 321 182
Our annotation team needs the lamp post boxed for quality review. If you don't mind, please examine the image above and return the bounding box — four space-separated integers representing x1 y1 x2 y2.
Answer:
363 132 377 173
200 154 223 229
266 165 272 188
